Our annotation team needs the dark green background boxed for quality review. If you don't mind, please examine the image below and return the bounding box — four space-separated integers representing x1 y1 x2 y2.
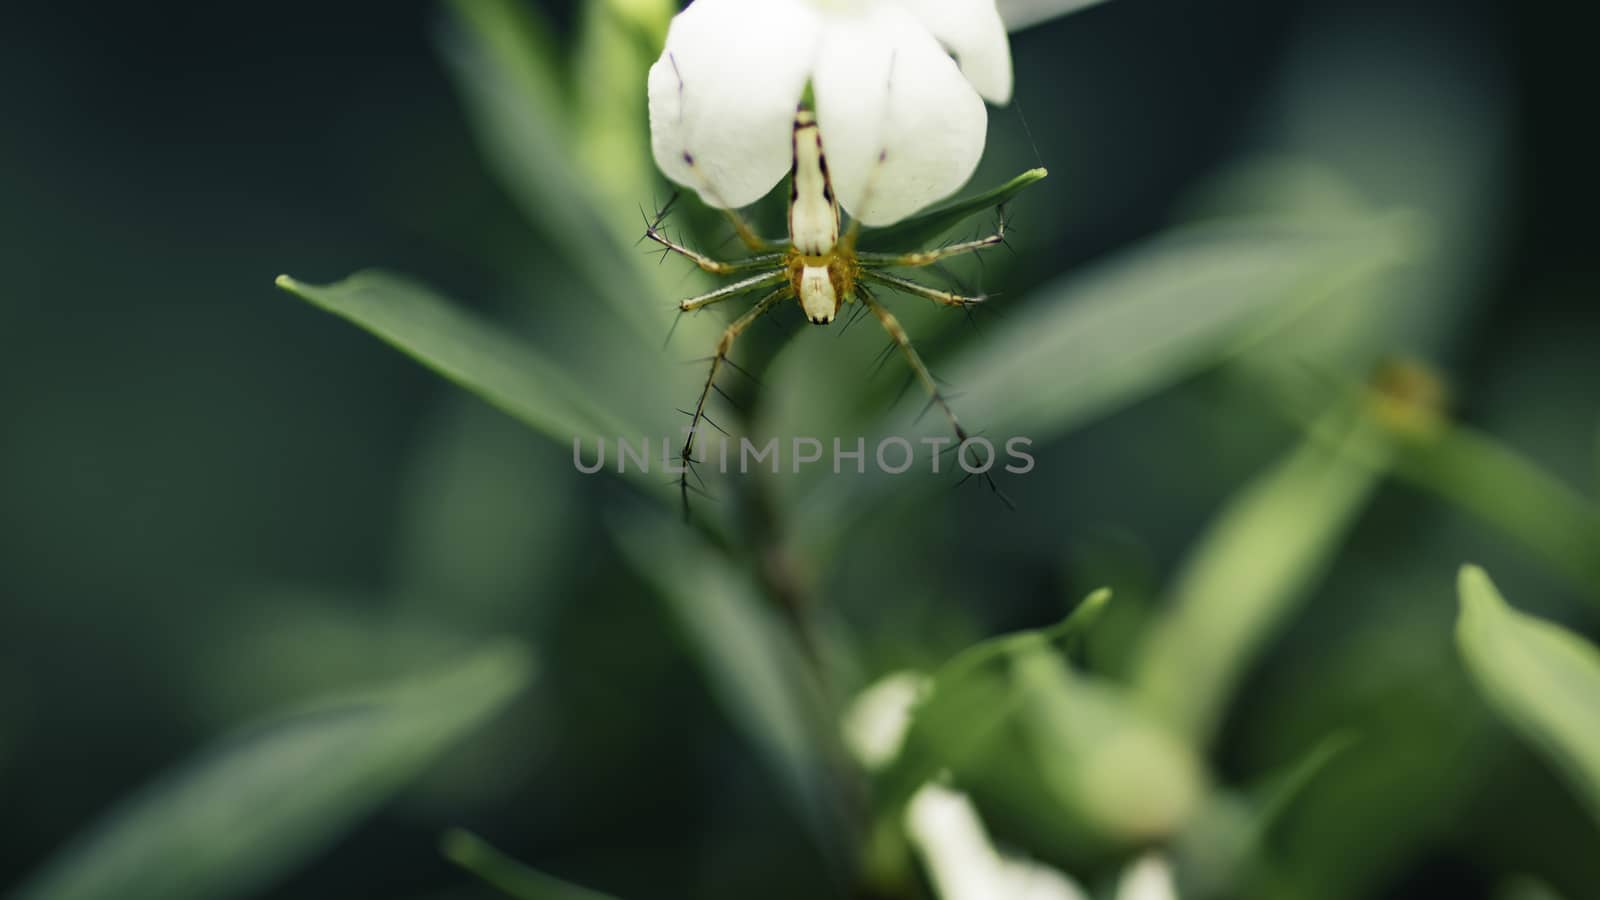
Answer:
3 0 1595 897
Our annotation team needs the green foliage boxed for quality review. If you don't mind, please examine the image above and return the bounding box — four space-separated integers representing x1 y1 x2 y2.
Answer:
276 272 663 491
885 591 1111 805
927 217 1408 442
1134 416 1387 744
1457 566 1600 827
1401 430 1600 603
440 0 661 348
1498 877 1570 900
611 511 849 863
791 215 1409 557
444 829 619 900
1011 639 1206 843
12 644 533 900
12 0 1579 896
858 167 1049 251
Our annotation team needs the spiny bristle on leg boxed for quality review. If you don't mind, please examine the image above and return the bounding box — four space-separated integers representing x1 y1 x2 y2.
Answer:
678 288 789 519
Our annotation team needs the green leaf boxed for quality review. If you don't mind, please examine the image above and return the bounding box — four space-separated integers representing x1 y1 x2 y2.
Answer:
998 0 1118 32
441 0 663 340
277 271 665 491
930 588 1110 689
884 591 1112 805
1134 417 1387 744
1498 876 1569 900
1175 731 1357 897
1457 565 1600 827
439 0 729 403
1398 425 1600 603
1009 643 1205 843
13 643 534 900
858 167 1048 251
1268 363 1600 605
571 0 671 228
883 593 1204 846
1245 731 1359 835
792 215 1410 557
610 510 847 864
937 217 1407 440
443 829 618 900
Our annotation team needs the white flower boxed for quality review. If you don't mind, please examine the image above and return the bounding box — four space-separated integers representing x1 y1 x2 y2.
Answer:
647 0 1015 226
905 782 1090 900
1114 854 1179 900
841 670 927 770
904 781 1182 900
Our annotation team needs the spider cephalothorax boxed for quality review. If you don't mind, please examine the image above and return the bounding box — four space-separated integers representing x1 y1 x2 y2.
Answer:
783 109 856 324
646 106 1010 513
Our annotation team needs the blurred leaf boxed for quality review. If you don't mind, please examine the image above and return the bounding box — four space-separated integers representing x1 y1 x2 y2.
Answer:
794 216 1410 558
1497 877 1569 900
860 168 1048 251
439 0 727 434
885 592 1115 809
1396 425 1600 603
997 0 1116 32
441 0 661 339
277 271 666 495
12 643 533 900
1171 16 1512 899
1267 361 1600 603
1179 156 1372 225
1179 730 1358 897
442 828 617 900
937 218 1406 440
610 510 848 865
1456 565 1600 827
183 588 480 724
1134 417 1387 744
884 652 1025 811
938 588 1110 687
1246 731 1358 836
1011 643 1205 843
572 0 671 227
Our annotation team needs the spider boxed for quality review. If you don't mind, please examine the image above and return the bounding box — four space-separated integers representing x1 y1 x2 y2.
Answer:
647 108 1010 515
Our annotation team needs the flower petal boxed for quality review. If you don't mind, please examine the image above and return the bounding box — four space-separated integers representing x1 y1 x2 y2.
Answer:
1114 854 1178 900
647 0 820 209
998 856 1090 900
841 671 926 770
904 783 1005 900
812 3 989 226
896 0 1014 103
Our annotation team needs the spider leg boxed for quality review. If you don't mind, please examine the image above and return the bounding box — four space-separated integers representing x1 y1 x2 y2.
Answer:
856 205 1009 268
679 270 787 313
645 224 786 276
722 209 784 253
680 287 790 518
858 286 1013 507
861 270 986 309
858 286 968 445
